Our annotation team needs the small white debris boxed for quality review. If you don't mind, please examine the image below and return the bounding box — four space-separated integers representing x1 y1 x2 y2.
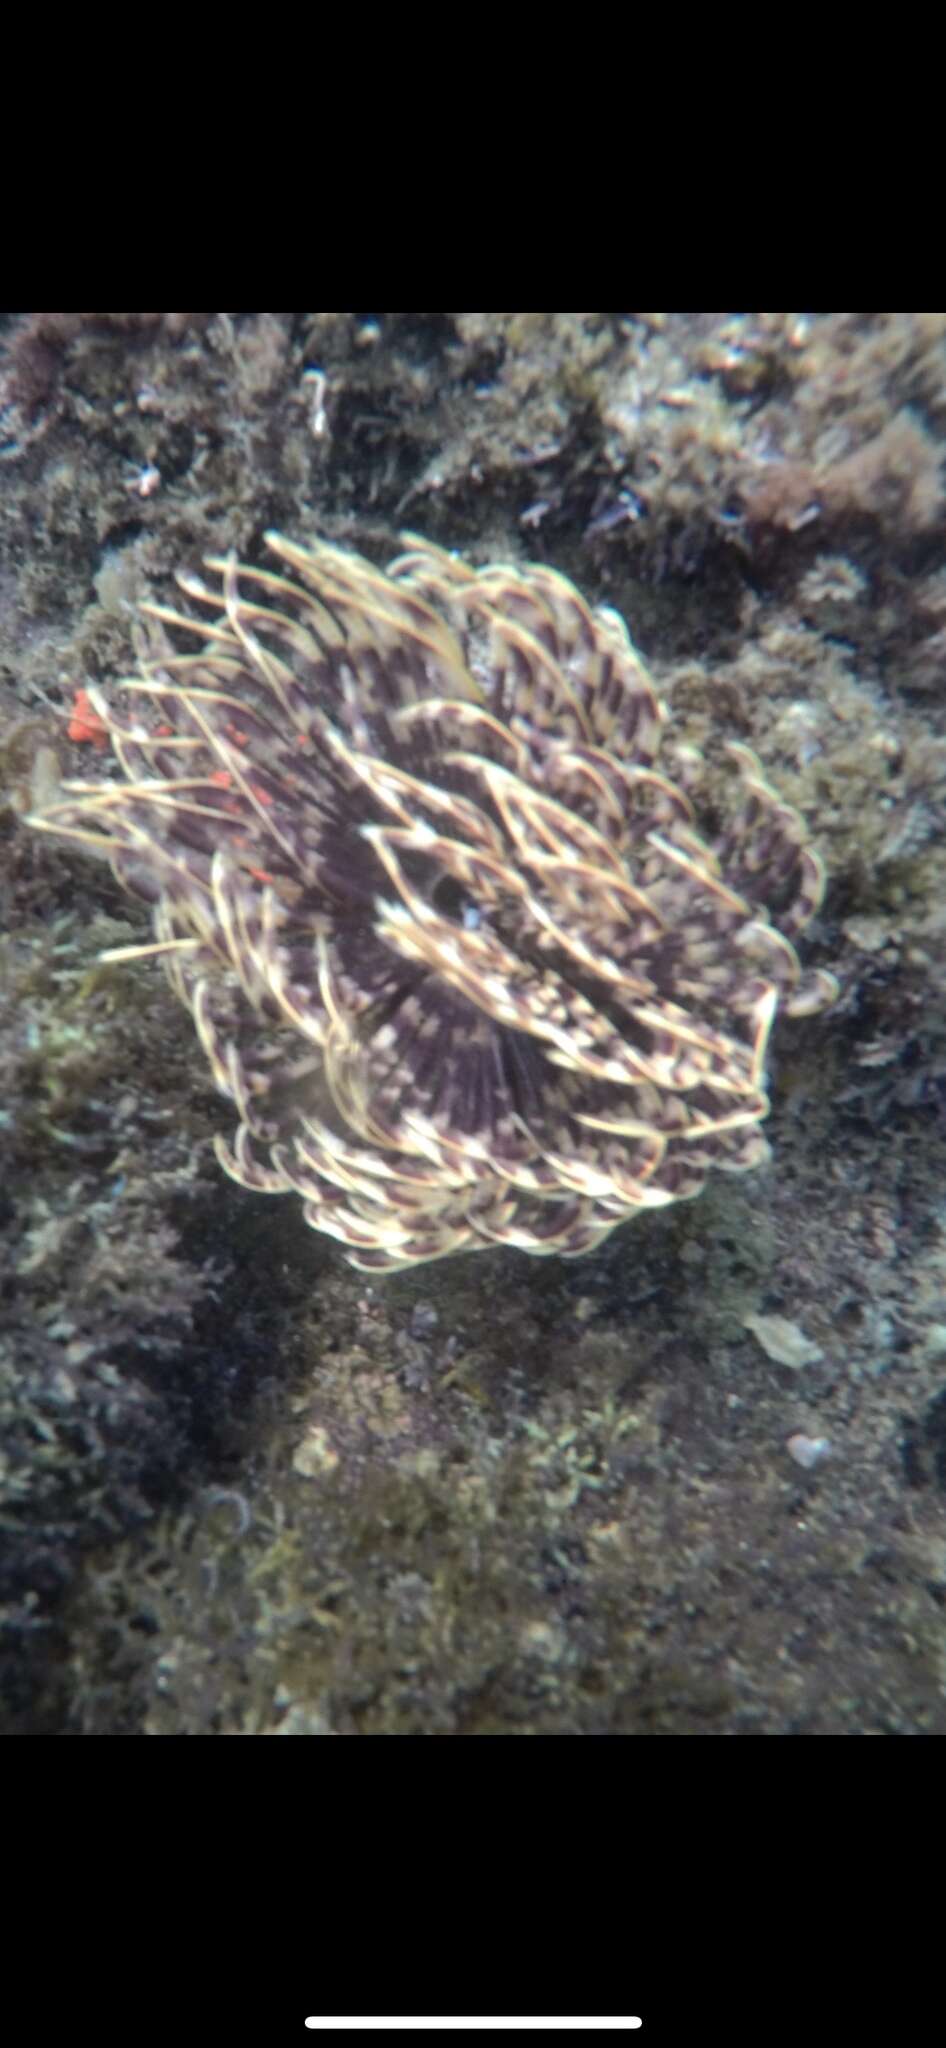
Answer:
744 1312 824 1369
787 1432 832 1471
126 462 161 498
302 367 329 438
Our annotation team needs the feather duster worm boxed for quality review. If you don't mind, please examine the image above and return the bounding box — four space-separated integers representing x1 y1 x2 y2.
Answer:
31 533 835 1270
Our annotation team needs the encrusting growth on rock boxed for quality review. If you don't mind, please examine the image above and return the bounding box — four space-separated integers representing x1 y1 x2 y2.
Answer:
30 532 835 1270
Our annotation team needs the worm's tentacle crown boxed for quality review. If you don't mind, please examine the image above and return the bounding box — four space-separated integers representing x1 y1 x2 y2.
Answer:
32 533 835 1270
